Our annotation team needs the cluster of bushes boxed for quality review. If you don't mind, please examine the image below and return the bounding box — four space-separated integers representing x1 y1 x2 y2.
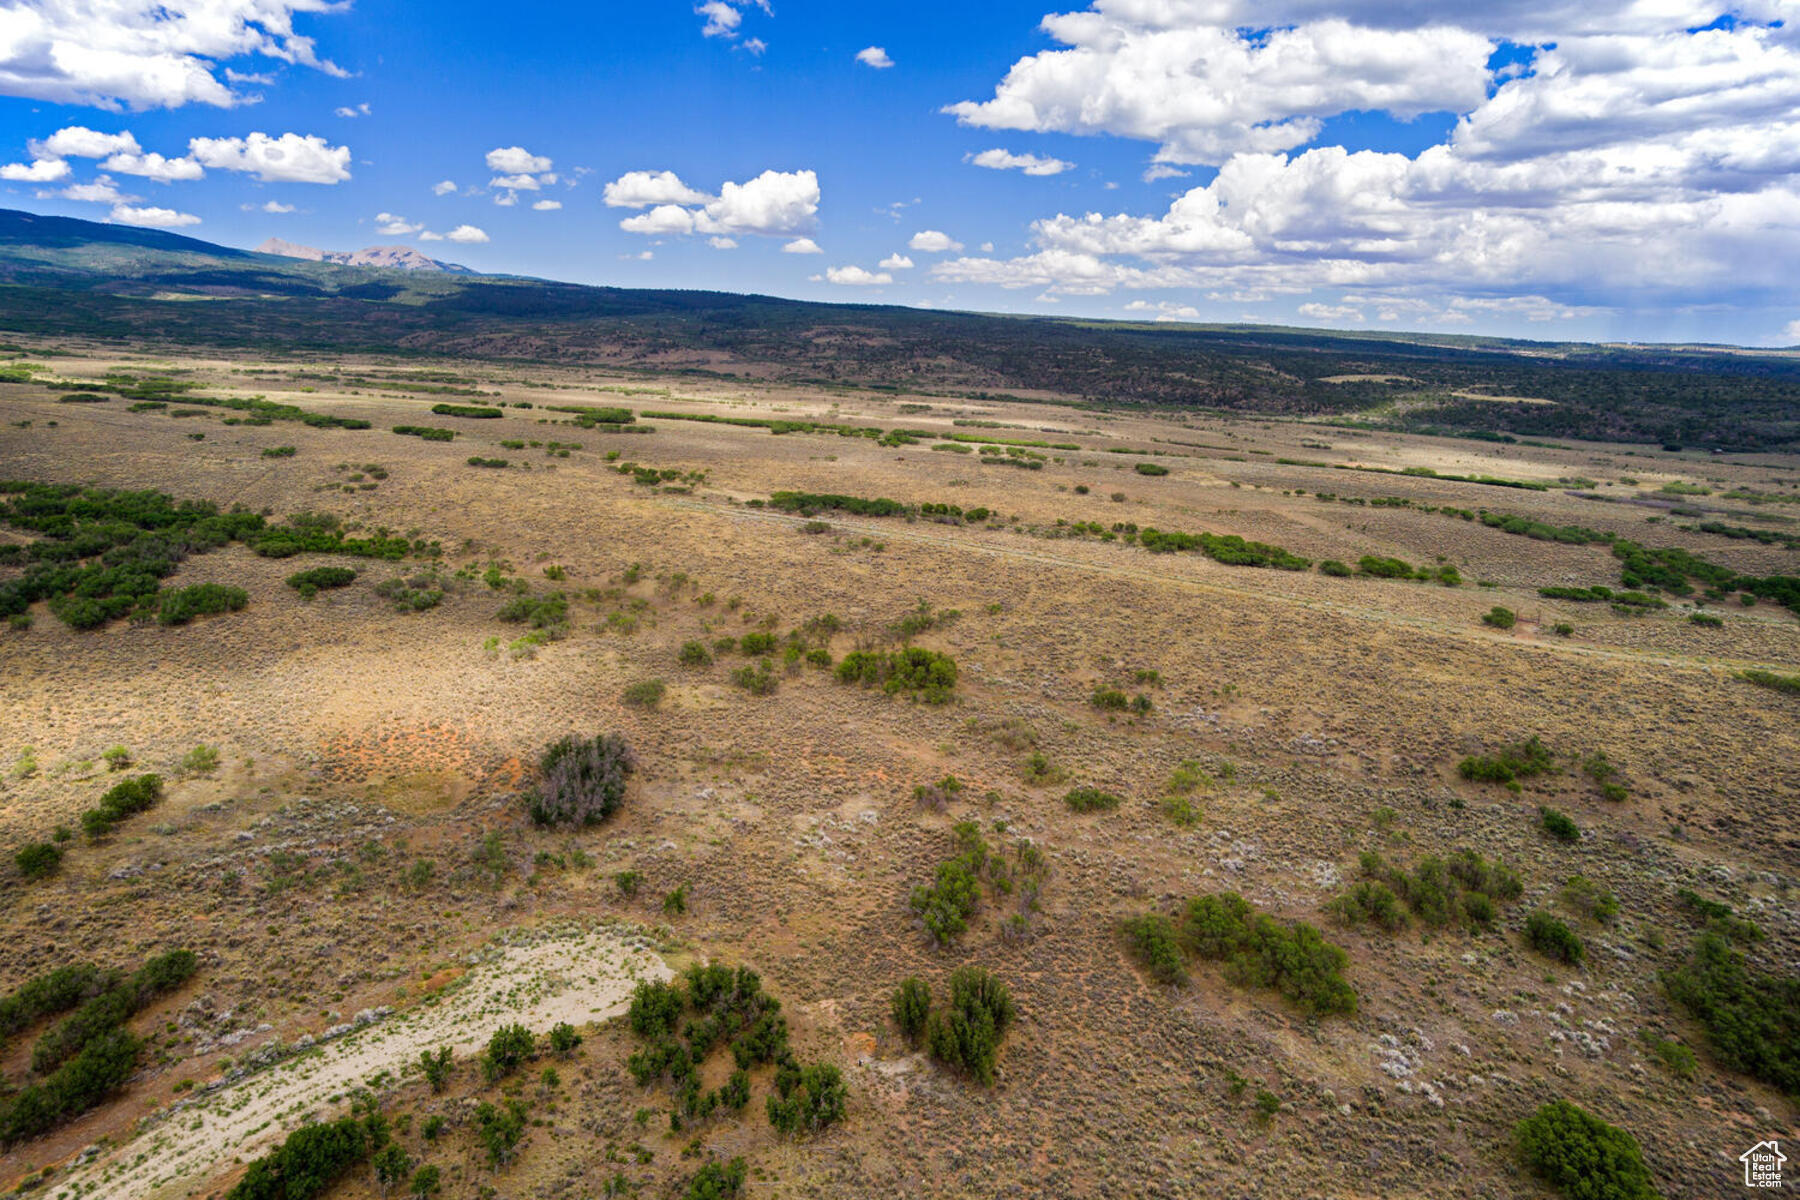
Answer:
374 572 445 612
142 391 371 431
528 733 634 826
1158 892 1356 1015
1540 806 1582 843
1738 668 1800 697
14 839 62 880
892 968 1015 1086
1353 555 1459 585
229 1110 390 1200
626 964 843 1135
1137 528 1311 570
1458 735 1554 786
1525 912 1585 964
1515 1100 1657 1200
249 510 435 561
1331 848 1522 932
1063 786 1122 813
1122 914 1187 985
1482 605 1517 629
1582 752 1630 802
467 456 508 468
393 425 457 441
497 590 568 638
909 821 1048 945
0 950 198 1148
836 647 958 704
157 582 248 625
766 491 909 518
285 566 357 598
81 773 162 840
645 411 880 438
1665 930 1799 1094
0 482 266 629
431 403 503 419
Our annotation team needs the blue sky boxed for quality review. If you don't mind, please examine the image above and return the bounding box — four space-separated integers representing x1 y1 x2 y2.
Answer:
1 0 1798 344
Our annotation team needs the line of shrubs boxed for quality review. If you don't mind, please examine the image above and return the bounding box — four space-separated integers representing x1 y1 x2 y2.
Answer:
431 403 503 419
836 647 958 704
393 425 457 441
0 949 197 1148
1127 892 1356 1015
891 967 1015 1086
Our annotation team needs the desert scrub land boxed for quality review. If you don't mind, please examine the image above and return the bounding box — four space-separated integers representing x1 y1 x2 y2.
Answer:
0 343 1796 1199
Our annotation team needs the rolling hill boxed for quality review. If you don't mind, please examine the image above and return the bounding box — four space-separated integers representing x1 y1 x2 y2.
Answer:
0 206 1795 450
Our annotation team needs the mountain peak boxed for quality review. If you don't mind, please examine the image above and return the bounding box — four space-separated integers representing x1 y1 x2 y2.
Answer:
254 237 475 274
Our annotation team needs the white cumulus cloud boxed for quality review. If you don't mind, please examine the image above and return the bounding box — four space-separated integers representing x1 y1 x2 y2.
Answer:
0 158 70 181
485 146 552 175
188 132 349 182
63 177 130 203
819 265 894 285
32 126 140 159
0 0 347 110
615 168 820 239
856 46 894 69
103 151 203 181
374 212 422 236
445 224 488 244
708 235 738 249
782 237 823 254
969 148 1075 175
878 253 915 269
432 179 457 196
602 169 711 209
908 229 964 253
532 199 562 211
110 203 199 227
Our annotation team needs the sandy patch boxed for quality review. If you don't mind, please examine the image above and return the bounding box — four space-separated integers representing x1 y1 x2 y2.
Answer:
52 925 671 1200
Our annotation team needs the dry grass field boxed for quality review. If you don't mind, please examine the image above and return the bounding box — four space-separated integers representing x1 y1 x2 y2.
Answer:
0 342 1795 1199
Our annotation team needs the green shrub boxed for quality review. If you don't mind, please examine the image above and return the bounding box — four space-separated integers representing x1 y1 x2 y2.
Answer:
677 640 712 667
622 679 666 708
80 773 163 840
1178 893 1356 1015
1688 611 1723 628
766 1061 847 1135
1540 806 1581 842
285 566 357 598
419 1046 452 1092
1348 849 1521 931
1738 668 1800 696
1665 930 1800 1093
261 445 297 458
1063 786 1122 813
15 841 61 880
1562 876 1620 924
180 744 220 775
836 647 957 703
681 1158 747 1200
529 733 634 826
911 852 983 945
1638 1032 1696 1080
1458 735 1553 785
739 631 777 655
1319 559 1353 577
1123 914 1186 985
628 980 685 1038
1515 1100 1657 1200
1329 880 1408 931
1525 912 1585 964
227 1114 381 1200
892 977 931 1044
474 1098 528 1166
432 403 504 419
392 425 456 441
730 659 778 695
482 1023 535 1080
1358 555 1419 579
925 966 1015 1085
466 456 508 468
1090 686 1129 711
1134 462 1169 476
1482 605 1517 629
158 583 248 625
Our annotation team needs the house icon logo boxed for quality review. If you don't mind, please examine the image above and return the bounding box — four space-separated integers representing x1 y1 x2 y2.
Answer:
1740 1140 1785 1188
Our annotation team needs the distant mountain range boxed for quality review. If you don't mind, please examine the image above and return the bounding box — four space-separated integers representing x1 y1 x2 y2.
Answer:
254 238 477 275
0 205 1793 449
